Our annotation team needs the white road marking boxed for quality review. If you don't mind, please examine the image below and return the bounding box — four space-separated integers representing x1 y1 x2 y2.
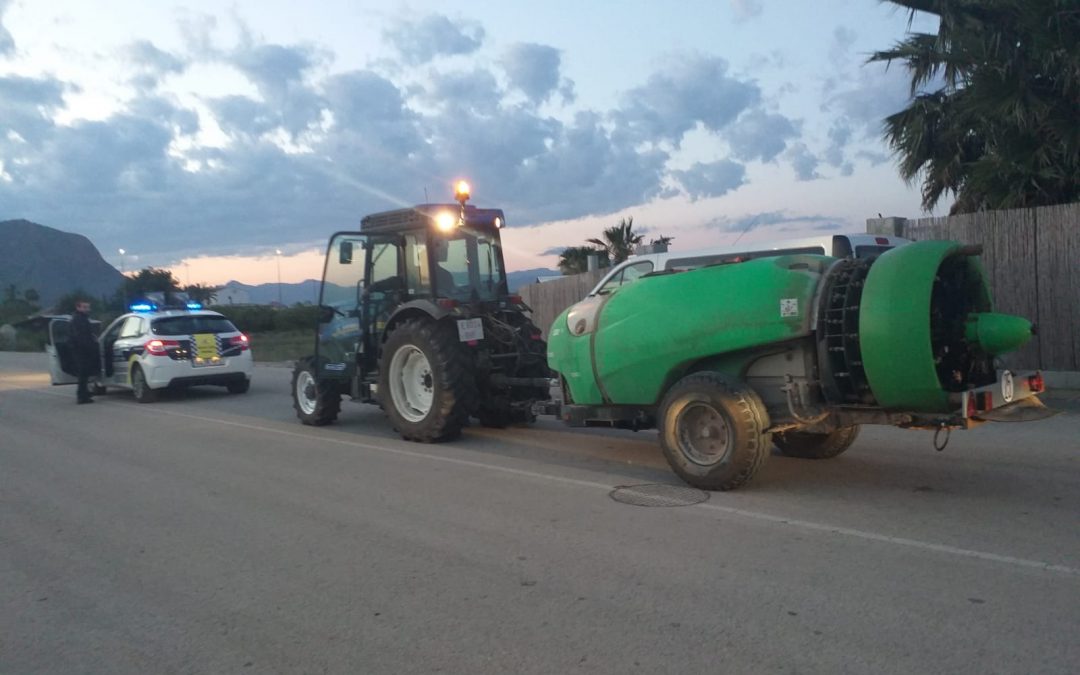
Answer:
9 385 1080 577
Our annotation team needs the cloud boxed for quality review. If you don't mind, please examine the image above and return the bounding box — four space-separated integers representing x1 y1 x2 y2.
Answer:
423 69 501 111
227 43 325 136
671 159 746 200
706 210 846 233
725 110 799 162
786 143 821 181
126 41 188 91
730 0 763 22
0 0 14 56
501 43 567 105
383 14 484 65
615 55 760 145
321 70 425 158
0 75 68 144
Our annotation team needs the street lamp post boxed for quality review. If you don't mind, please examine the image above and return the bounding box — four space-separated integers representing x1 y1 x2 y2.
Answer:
118 248 126 275
275 249 283 306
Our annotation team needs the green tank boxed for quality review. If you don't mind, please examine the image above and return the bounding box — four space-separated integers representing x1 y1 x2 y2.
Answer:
547 240 1045 491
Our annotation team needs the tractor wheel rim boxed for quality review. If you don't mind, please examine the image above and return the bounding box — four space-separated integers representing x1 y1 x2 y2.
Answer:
390 345 433 422
676 402 731 466
296 370 318 415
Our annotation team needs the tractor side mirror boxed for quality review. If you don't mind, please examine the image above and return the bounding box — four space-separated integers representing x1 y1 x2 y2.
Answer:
339 241 353 265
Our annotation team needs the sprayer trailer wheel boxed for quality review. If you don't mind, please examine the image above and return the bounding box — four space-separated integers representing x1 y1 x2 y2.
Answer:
658 372 771 491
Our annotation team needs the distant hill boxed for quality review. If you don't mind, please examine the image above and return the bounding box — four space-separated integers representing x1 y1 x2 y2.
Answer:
507 268 559 292
217 279 322 306
0 219 125 309
215 269 559 305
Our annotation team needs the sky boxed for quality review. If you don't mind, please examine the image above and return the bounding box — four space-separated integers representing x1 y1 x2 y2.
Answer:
0 0 943 285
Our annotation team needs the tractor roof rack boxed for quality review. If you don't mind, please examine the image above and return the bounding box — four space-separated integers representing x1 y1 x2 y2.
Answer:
360 203 506 234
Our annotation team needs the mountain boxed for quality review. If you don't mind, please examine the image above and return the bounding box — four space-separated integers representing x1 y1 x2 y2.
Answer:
507 268 559 292
215 269 560 305
216 279 322 306
0 219 125 309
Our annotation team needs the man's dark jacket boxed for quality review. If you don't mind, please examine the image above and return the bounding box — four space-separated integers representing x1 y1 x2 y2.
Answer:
69 311 99 375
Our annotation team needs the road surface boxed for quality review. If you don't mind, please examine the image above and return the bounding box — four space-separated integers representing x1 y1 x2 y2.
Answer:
2 352 1078 674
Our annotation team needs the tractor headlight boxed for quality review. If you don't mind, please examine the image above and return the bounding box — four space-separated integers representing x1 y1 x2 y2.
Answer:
435 211 457 232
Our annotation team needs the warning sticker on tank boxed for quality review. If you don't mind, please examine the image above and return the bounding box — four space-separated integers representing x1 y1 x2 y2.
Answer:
780 298 799 318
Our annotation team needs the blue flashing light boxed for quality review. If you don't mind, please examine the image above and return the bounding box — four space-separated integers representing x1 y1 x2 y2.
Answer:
130 302 155 312
186 302 203 310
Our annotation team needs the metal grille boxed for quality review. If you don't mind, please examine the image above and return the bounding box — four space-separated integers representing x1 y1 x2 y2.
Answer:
609 484 710 507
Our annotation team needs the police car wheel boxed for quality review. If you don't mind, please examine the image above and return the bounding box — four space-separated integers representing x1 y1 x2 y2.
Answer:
226 378 250 394
131 366 159 404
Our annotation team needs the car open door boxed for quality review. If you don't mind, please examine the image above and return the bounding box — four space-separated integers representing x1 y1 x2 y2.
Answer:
46 317 78 385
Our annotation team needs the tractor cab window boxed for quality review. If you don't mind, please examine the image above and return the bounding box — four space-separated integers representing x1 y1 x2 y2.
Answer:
433 231 503 301
404 234 431 296
322 235 369 313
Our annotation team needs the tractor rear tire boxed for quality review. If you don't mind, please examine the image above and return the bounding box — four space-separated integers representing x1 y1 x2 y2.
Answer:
379 319 476 442
658 372 771 491
774 425 860 459
292 357 341 426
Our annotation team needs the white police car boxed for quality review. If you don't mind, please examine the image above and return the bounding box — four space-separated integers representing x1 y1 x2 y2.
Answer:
47 294 253 402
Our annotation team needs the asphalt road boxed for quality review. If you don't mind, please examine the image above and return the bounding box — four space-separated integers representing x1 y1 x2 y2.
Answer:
2 352 1078 674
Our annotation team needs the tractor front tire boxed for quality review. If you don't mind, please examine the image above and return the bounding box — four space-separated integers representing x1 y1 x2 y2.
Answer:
292 357 341 426
658 372 771 491
379 319 476 442
774 425 860 459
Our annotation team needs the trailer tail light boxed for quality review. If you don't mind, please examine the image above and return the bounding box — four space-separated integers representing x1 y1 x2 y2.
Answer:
145 339 180 356
1028 372 1044 393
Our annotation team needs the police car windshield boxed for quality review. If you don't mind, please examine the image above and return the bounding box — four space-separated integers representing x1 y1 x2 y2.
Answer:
152 316 238 336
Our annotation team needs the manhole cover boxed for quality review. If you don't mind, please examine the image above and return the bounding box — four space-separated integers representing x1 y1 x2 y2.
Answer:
609 483 710 507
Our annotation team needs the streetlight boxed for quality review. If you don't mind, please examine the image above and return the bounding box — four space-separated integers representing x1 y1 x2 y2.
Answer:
118 248 126 274
275 249 283 306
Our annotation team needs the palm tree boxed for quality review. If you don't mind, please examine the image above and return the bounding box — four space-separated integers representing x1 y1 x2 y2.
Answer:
870 1 1080 213
557 246 609 275
587 217 644 264
184 283 221 305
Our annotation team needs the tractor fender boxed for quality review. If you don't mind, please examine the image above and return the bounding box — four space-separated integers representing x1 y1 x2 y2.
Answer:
383 300 451 340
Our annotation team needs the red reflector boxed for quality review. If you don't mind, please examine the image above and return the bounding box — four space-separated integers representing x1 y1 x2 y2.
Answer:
966 394 976 418
530 333 543 341
875 237 889 245
466 340 478 347
508 294 522 304
437 298 458 310
1028 372 1045 393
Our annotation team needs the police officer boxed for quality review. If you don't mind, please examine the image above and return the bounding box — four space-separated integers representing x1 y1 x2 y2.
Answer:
69 300 99 404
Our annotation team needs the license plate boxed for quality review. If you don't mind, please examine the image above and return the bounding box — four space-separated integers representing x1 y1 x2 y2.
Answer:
192 333 221 366
457 318 484 342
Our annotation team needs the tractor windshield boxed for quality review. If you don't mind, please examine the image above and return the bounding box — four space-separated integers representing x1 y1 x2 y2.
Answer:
433 231 504 301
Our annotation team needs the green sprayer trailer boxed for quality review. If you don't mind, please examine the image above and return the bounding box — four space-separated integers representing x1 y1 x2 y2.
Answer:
547 240 1048 490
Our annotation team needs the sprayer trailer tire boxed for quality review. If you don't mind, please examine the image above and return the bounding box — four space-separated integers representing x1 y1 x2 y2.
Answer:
658 372 771 491
773 425 860 459
378 319 476 442
292 357 341 426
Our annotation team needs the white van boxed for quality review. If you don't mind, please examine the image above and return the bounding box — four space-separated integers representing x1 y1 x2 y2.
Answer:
587 233 910 297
